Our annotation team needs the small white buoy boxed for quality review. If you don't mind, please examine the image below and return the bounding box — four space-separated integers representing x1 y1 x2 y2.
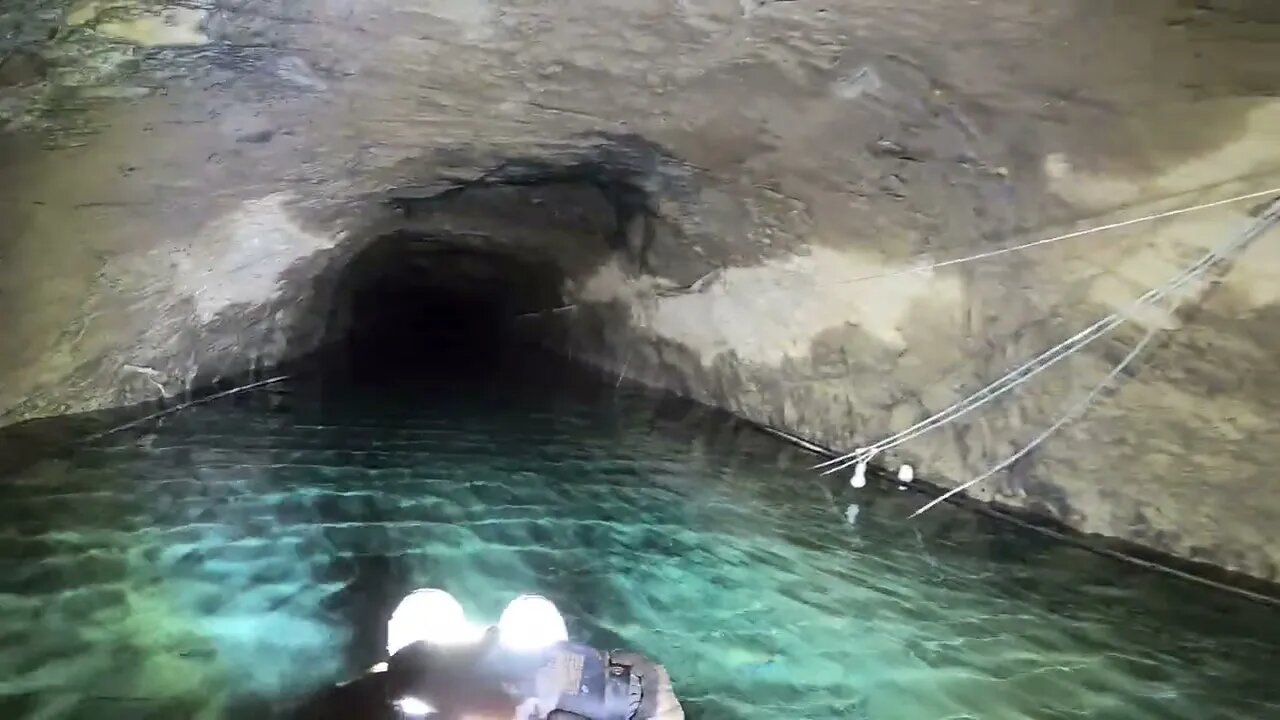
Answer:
897 464 914 489
850 460 868 488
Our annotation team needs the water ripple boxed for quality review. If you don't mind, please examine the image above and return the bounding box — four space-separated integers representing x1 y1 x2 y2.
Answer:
0 374 1276 720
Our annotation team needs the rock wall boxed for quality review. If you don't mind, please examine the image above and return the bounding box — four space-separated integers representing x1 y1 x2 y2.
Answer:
2 0 1279 580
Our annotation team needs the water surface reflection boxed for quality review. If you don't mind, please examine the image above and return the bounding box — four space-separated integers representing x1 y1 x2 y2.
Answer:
0 363 1276 720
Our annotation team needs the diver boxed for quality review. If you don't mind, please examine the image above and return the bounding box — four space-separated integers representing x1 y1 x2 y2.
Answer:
290 590 684 720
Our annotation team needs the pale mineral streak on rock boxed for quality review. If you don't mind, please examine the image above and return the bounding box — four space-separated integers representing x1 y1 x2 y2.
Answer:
165 193 343 325
608 245 965 366
417 0 496 41
1044 101 1280 329
67 0 211 46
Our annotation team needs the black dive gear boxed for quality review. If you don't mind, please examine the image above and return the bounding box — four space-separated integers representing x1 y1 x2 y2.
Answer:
291 636 672 720
506 642 648 720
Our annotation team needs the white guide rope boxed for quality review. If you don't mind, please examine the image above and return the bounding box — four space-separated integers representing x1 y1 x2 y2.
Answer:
835 185 1280 285
821 196 1280 512
909 325 1158 518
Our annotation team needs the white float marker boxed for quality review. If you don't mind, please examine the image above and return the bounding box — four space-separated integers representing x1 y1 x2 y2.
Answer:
850 459 868 488
897 464 914 490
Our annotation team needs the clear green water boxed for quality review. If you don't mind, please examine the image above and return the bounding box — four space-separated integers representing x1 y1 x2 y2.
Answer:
0 358 1277 720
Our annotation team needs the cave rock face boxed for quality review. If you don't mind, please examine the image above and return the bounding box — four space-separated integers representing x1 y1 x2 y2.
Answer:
2 0 1279 581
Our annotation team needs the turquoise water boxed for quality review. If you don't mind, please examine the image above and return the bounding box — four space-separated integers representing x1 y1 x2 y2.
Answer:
0 357 1277 720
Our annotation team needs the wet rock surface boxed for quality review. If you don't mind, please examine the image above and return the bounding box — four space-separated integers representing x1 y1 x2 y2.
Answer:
1 0 1279 580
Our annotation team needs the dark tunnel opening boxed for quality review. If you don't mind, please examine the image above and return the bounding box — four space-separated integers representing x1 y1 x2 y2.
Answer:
323 230 570 379
311 176 631 383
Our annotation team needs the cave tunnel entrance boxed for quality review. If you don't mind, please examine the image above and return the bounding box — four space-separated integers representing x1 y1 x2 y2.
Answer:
313 177 628 382
325 229 569 378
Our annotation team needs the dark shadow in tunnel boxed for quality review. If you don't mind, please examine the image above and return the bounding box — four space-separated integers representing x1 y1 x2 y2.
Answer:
296 166 656 389
314 228 572 384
